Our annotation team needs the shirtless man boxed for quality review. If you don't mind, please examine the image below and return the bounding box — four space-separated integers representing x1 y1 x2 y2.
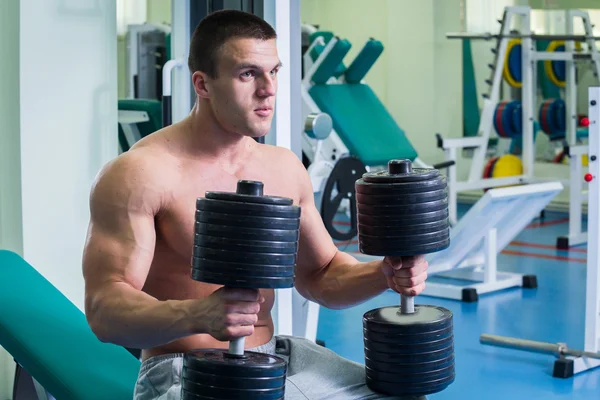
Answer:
82 9 429 400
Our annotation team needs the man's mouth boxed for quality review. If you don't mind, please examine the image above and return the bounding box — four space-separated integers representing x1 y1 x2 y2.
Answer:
254 107 272 117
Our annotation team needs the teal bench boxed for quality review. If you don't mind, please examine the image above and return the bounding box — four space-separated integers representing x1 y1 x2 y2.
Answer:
0 250 140 400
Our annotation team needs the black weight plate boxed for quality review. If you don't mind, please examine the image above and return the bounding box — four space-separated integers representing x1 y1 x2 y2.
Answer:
193 246 296 266
363 305 453 334
191 269 295 289
365 363 454 384
182 367 286 390
363 335 454 355
356 177 447 195
357 198 448 216
365 353 455 374
358 219 449 236
359 237 450 256
363 324 453 344
196 210 300 230
194 235 298 254
358 228 449 244
182 380 285 399
357 209 449 226
195 222 299 242
355 188 447 205
366 373 455 396
191 258 295 277
205 192 292 206
364 344 454 364
182 390 284 400
196 198 301 218
183 349 286 378
360 167 441 184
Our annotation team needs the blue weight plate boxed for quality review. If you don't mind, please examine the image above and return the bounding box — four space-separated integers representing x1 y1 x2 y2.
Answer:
553 99 566 132
508 43 522 82
509 101 523 137
551 45 566 82
501 101 516 138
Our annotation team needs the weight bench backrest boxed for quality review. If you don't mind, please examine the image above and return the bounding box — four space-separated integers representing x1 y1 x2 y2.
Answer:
0 250 140 400
309 83 418 166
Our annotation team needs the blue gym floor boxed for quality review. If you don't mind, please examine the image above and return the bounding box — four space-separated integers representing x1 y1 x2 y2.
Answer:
319 203 598 399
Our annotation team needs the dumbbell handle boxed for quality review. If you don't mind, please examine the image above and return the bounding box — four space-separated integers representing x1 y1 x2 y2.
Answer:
400 294 415 314
229 337 245 356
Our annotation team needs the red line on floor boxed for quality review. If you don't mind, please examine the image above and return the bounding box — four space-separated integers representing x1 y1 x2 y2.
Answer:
501 249 586 263
525 217 570 229
509 241 587 253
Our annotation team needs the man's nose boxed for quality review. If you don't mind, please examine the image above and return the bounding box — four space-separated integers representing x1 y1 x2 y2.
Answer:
257 74 276 97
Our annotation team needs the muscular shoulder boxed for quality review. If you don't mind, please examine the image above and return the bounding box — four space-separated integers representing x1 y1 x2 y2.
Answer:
90 145 173 217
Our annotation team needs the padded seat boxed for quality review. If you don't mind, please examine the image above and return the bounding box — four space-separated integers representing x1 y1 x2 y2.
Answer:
309 83 417 166
0 250 140 400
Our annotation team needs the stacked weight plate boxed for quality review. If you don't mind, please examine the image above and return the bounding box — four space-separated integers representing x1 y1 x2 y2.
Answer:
182 180 300 400
355 159 455 397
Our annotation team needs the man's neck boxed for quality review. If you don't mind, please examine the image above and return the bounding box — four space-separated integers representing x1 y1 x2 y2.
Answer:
179 102 257 168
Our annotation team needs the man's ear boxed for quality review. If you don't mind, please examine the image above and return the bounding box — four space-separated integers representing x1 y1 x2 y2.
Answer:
192 71 211 99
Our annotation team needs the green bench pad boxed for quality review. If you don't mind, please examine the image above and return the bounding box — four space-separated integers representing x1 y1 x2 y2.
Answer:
308 84 418 166
0 250 140 400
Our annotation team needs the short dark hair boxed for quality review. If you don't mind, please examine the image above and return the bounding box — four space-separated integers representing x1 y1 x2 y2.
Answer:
188 10 277 78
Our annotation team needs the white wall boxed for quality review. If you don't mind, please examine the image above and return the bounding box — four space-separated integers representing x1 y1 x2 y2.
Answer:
0 0 118 397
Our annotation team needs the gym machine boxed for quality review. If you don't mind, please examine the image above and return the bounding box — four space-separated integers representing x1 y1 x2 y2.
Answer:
438 5 600 243
479 86 600 378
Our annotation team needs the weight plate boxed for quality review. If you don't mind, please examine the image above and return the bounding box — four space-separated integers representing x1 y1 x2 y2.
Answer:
365 353 455 374
357 219 449 236
195 222 299 242
358 228 449 244
192 257 295 278
196 210 300 230
509 100 523 136
364 305 453 334
356 177 447 195
366 372 455 396
366 363 454 384
357 209 449 226
364 335 454 355
355 188 447 206
182 379 285 399
191 269 295 289
196 198 301 219
363 324 453 344
205 192 292 206
183 349 286 378
182 390 284 400
360 163 441 184
357 198 448 216
364 344 454 364
494 101 509 138
358 237 450 256
194 234 298 254
193 246 296 266
182 367 286 390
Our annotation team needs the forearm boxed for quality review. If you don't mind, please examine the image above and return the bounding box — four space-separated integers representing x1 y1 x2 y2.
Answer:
301 250 389 310
86 282 199 349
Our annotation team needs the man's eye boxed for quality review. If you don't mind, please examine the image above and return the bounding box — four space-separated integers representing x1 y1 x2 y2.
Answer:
241 71 254 78
270 69 278 76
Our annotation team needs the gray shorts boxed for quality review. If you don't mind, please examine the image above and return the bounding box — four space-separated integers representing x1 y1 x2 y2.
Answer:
133 335 427 400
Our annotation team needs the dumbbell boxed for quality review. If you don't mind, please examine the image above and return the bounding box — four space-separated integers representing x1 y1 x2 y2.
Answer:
182 180 301 400
355 159 455 397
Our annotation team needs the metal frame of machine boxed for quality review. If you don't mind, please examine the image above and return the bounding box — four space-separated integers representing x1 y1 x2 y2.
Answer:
479 86 600 378
440 6 600 243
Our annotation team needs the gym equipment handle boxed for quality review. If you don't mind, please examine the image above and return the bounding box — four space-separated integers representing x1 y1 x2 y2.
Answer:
400 294 414 314
480 334 600 360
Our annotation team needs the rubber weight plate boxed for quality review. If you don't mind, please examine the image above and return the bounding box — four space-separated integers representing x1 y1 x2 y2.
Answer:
363 305 453 334
358 237 450 257
193 246 296 266
357 198 448 216
357 209 449 226
363 335 454 354
182 380 285 400
365 353 455 374
184 349 286 378
191 257 295 278
355 188 447 206
183 368 285 390
358 219 449 236
205 180 292 205
194 234 298 254
181 391 283 400
363 324 454 344
364 345 454 364
355 176 447 195
195 210 300 230
195 222 299 242
196 198 300 219
191 269 295 289
366 373 455 397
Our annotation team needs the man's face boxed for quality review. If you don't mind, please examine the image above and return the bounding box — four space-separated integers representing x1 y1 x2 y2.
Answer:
197 37 280 138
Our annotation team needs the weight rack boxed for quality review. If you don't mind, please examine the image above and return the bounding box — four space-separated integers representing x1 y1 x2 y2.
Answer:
437 6 600 238
480 86 600 378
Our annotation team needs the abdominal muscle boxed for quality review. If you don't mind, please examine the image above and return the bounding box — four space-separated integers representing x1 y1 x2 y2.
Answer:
140 247 276 362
